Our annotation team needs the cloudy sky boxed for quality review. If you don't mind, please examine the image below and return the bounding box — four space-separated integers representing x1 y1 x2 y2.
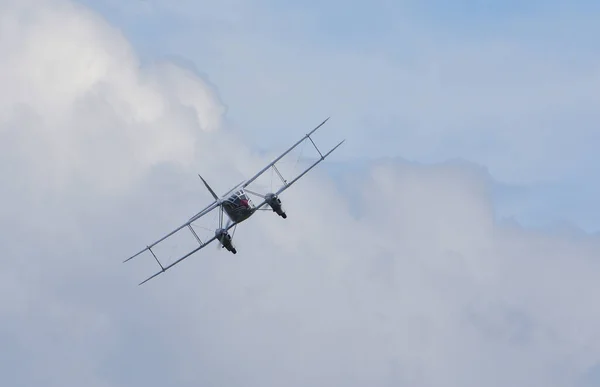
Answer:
2 0 600 386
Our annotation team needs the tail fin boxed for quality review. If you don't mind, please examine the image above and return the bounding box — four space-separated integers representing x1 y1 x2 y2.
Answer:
198 174 219 200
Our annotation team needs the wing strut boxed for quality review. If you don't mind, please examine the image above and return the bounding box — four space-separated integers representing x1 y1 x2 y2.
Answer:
308 136 324 158
188 225 203 245
272 165 287 185
148 247 164 272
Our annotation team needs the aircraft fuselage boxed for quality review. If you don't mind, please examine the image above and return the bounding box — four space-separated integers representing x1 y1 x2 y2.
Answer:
222 189 256 224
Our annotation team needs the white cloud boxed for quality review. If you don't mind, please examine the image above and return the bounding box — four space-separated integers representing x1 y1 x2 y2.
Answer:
0 0 225 196
2 1 600 387
119 160 600 387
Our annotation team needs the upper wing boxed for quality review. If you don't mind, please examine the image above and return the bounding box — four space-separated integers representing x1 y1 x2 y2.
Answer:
123 199 222 285
243 117 345 204
242 117 331 189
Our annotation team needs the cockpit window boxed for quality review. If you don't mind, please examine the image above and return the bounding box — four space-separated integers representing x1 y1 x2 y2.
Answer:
226 189 253 208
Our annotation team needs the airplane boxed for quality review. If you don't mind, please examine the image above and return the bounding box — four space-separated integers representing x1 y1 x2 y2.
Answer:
123 117 345 285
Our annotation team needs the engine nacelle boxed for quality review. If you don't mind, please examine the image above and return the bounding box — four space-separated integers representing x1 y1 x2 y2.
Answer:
264 193 286 218
215 228 236 254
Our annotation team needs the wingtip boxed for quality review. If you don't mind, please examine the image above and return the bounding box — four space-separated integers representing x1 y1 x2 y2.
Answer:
123 249 145 263
123 254 138 263
138 272 160 286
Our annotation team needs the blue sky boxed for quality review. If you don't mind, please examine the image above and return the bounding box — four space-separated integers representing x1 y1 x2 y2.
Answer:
81 0 600 232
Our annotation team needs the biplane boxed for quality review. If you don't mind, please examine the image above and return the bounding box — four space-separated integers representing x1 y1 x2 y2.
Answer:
124 117 344 285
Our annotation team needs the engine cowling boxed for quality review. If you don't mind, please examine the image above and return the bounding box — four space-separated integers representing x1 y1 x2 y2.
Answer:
215 228 236 253
264 193 286 218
